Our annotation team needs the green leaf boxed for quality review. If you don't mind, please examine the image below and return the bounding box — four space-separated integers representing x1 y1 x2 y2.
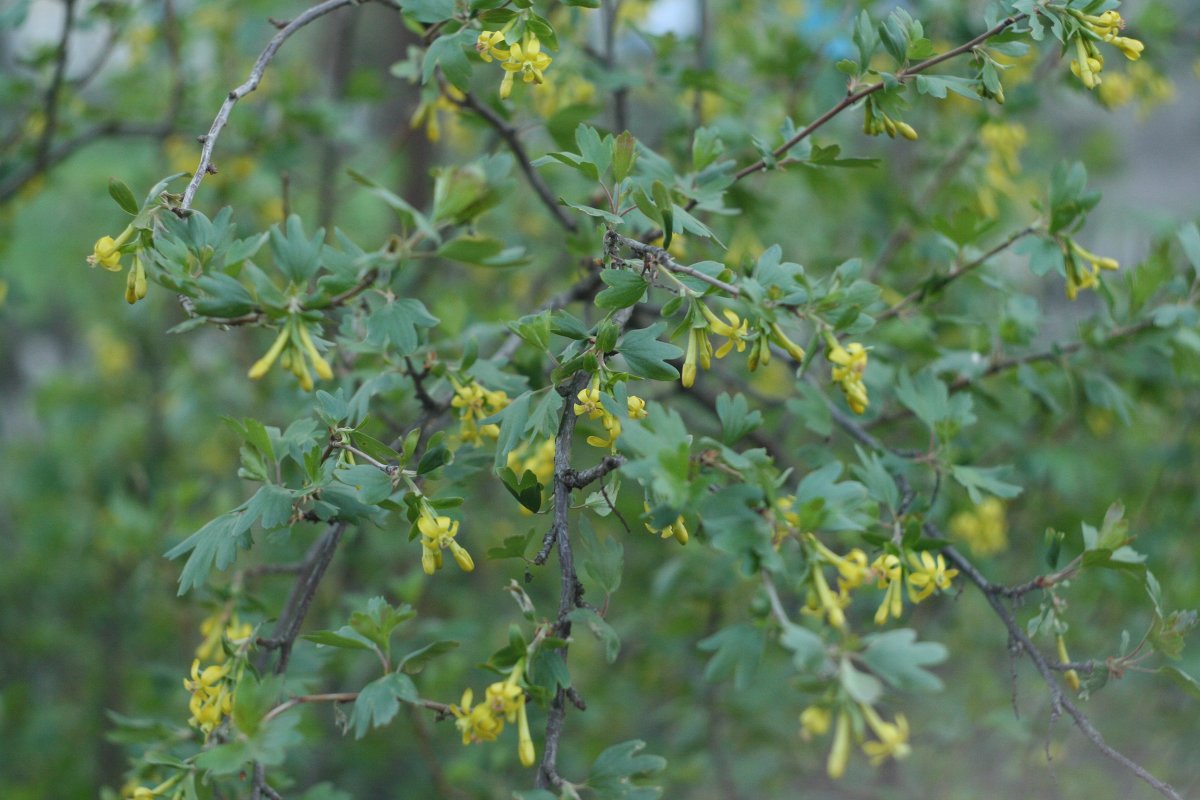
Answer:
525 387 564 440
302 628 377 651
421 29 473 91
349 673 418 739
613 131 638 182
108 178 139 214
562 199 623 225
568 608 621 663
526 14 558 51
715 392 763 445
365 298 440 355
951 465 1023 505
1178 223 1200 276
403 0 454 22
860 628 948 692
651 180 674 249
838 657 882 704
349 596 416 656
397 640 460 674
1159 666 1200 700
575 124 611 179
416 442 453 476
697 624 764 691
487 529 537 560
499 467 543 513
232 673 283 736
491 391 533 471
779 623 827 673
577 520 623 596
617 323 682 381
588 740 666 800
437 235 505 264
596 268 649 310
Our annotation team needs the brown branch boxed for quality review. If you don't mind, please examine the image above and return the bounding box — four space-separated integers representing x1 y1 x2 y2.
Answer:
261 521 348 673
180 0 369 210
34 0 77 173
563 455 625 489
449 88 578 233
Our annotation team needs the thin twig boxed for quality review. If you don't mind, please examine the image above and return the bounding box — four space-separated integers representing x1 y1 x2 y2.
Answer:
608 231 740 296
877 225 1037 322
263 522 347 673
180 0 369 210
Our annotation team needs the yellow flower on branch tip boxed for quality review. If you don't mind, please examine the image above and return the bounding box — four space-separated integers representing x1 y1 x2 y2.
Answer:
124 254 148 304
810 564 847 629
770 322 806 363
905 551 958 603
247 327 290 380
183 658 235 737
586 412 622 450
1057 635 1082 692
828 341 869 414
88 225 134 271
502 35 552 86
681 327 712 388
297 323 334 381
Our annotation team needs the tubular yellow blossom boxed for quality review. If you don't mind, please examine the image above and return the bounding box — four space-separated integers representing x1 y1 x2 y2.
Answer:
296 323 334 381
247 326 291 380
644 504 689 544
811 565 846 629
417 506 473 575
700 304 749 358
1057 635 1082 692
573 385 605 419
183 658 235 738
87 225 135 271
1111 36 1144 61
451 688 504 744
682 328 701 388
895 121 919 141
517 697 536 767
827 710 851 779
872 554 904 625
586 411 622 450
770 322 806 363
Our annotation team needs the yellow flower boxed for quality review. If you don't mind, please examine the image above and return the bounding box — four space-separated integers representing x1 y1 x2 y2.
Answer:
417 506 474 574
196 611 254 663
799 705 831 740
183 659 235 737
1056 634 1082 692
247 320 336 390
475 30 510 63
507 437 556 486
453 380 509 444
644 504 689 545
827 710 851 779
859 703 911 765
1064 239 1118 301
586 411 622 450
451 688 504 744
681 327 713 388
700 304 749 358
809 563 847 629
90 236 124 271
828 341 869 414
1111 36 1144 61
502 34 552 86
769 322 806 363
627 395 649 420
905 551 959 603
248 327 290 380
573 385 605 419
872 554 904 625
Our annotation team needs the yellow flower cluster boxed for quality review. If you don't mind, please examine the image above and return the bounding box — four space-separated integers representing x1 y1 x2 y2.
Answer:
804 536 960 629
644 504 689 545
450 659 536 766
949 497 1008 556
195 611 253 663
247 317 335 391
1067 9 1144 90
827 340 869 415
1056 634 1082 692
183 659 236 738
451 380 510 445
802 701 911 779
476 30 552 100
573 383 648 451
681 303 805 389
1064 239 1119 300
417 504 474 576
87 225 149 304
977 121 1028 219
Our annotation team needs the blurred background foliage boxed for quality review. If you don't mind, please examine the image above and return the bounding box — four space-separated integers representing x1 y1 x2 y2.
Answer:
2 0 1200 797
